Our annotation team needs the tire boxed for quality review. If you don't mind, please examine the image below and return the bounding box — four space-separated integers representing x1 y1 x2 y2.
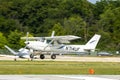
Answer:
51 54 56 59
40 54 45 59
30 54 34 58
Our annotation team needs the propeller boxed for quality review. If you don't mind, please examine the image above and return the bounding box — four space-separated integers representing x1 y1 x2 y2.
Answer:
22 32 31 49
26 32 29 41
24 32 29 45
23 32 34 54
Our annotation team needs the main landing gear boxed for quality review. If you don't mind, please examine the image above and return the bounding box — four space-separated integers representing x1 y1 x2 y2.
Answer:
39 54 56 59
30 54 57 60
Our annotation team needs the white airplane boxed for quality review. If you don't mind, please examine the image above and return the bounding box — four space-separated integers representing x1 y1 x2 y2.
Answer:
21 31 81 59
4 45 31 61
21 32 101 59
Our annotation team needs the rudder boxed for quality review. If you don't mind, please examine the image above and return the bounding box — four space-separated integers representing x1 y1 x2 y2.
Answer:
85 34 101 50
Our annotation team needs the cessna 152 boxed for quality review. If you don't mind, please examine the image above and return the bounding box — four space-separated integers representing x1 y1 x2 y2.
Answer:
21 31 101 59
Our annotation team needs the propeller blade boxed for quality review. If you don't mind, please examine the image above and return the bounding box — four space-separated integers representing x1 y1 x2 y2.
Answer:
24 32 29 46
26 32 29 41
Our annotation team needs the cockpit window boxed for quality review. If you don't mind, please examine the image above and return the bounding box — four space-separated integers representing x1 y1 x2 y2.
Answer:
40 37 45 42
47 40 52 43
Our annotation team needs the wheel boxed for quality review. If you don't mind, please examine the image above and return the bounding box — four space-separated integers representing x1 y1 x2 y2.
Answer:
30 54 34 58
40 54 45 59
51 54 56 59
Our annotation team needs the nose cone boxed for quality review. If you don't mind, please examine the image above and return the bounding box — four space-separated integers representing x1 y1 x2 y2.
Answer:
24 41 33 49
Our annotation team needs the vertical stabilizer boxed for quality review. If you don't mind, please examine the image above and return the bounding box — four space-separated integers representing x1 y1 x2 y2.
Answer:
4 45 18 55
85 34 101 50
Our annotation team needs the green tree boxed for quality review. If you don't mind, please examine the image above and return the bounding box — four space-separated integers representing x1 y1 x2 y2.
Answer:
49 23 65 36
63 15 86 40
98 7 120 50
0 17 26 36
0 32 8 49
7 30 23 49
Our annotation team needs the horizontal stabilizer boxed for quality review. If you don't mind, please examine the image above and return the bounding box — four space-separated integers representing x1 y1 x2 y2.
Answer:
4 45 18 55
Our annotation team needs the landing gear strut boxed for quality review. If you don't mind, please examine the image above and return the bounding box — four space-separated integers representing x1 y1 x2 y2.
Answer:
14 56 17 61
30 54 34 61
14 58 17 61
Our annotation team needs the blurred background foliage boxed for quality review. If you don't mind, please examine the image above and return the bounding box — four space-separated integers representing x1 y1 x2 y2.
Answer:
0 0 120 52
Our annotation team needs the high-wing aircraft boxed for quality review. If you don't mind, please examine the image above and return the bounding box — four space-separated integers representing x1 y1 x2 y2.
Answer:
4 45 31 61
21 31 101 59
21 31 81 59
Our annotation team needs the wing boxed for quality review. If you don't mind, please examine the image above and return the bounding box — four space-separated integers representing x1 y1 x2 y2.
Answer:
21 35 80 43
21 37 43 40
46 35 81 43
4 45 18 55
46 35 80 40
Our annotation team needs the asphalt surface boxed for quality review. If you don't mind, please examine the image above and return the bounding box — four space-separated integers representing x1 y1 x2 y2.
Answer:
0 75 119 80
0 55 120 62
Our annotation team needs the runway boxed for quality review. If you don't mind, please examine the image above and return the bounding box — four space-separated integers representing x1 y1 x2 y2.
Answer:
0 75 119 80
0 55 120 62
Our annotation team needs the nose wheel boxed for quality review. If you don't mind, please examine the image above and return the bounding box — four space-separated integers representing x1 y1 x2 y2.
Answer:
30 54 34 59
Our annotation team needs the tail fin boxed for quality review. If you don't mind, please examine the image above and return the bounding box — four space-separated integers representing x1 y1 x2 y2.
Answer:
85 34 101 50
4 45 18 55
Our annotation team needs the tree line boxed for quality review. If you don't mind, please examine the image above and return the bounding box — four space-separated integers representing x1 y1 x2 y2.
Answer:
0 0 120 51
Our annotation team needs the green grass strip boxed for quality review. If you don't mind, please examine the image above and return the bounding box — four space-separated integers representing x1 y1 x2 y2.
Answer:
0 61 119 74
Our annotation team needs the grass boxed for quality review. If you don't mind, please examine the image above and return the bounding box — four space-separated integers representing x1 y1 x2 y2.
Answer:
0 61 119 74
